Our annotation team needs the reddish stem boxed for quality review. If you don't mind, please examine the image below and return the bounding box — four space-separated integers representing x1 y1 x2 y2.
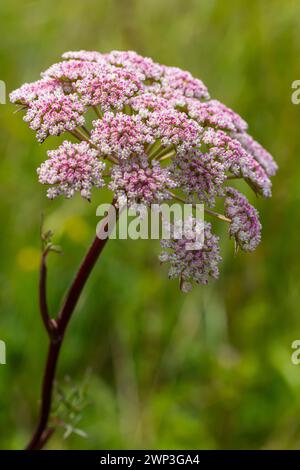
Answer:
26 207 117 450
39 248 58 337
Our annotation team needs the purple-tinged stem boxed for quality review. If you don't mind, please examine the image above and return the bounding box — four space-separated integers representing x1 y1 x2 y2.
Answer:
26 203 118 450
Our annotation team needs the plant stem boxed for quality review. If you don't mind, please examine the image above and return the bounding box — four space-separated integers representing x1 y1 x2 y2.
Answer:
150 145 172 160
26 341 61 450
69 130 118 165
81 125 91 137
169 191 231 223
93 105 103 119
39 248 55 337
26 202 118 450
204 207 231 223
158 150 176 162
226 175 242 180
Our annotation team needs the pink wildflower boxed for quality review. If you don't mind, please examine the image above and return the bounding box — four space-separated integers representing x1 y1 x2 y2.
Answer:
37 141 105 200
224 187 262 252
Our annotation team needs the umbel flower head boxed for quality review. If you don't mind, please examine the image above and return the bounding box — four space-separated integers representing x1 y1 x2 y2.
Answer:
37 141 105 200
10 50 278 291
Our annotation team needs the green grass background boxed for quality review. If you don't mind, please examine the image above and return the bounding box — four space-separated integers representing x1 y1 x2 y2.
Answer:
0 0 300 449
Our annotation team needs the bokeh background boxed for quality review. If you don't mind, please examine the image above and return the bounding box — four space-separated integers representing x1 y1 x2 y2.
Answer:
1 0 300 450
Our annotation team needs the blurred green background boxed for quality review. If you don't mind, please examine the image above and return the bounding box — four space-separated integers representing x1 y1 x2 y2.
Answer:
1 0 300 450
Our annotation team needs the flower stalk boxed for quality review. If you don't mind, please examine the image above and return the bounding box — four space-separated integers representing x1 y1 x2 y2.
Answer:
26 204 118 450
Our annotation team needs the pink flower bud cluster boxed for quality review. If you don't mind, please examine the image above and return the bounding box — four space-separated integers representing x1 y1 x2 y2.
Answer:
234 132 278 177
91 112 154 159
201 128 272 197
106 50 163 81
159 219 221 292
37 141 105 200
109 156 176 207
173 150 227 207
23 89 86 142
147 109 202 156
187 99 248 133
75 64 142 110
224 187 262 252
160 66 210 100
11 50 278 290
